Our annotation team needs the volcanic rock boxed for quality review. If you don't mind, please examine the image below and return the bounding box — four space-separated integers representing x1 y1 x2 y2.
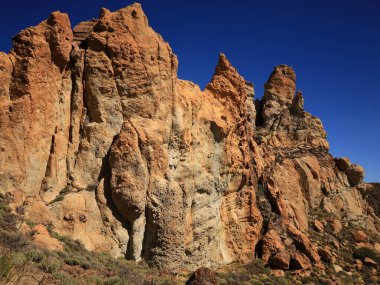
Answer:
270 251 291 270
346 164 365 186
32 224 63 251
186 267 217 285
364 257 378 268
0 2 379 274
353 230 368 243
290 252 312 270
318 246 334 263
313 220 324 233
335 157 351 172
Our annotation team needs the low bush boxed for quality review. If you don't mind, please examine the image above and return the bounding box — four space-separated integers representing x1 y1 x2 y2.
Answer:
353 247 380 263
38 256 61 273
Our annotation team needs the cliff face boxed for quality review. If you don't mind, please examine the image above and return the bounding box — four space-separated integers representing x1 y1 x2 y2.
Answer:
0 3 379 273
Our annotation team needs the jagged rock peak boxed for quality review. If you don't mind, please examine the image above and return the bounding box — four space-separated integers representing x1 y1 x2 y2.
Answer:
290 90 305 117
215 53 235 73
205 53 250 100
271 64 296 82
263 64 296 107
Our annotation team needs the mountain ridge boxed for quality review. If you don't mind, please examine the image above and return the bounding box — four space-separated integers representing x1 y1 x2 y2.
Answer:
0 3 379 282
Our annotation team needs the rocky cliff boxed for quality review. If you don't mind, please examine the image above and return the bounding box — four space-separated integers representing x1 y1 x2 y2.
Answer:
0 3 379 274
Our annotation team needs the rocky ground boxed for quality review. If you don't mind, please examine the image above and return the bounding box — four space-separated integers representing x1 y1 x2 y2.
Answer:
0 2 379 285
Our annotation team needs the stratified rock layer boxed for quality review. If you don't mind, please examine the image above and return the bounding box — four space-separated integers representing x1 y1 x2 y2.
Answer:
0 3 379 273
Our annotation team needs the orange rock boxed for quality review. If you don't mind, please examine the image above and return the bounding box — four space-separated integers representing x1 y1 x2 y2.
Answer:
288 225 321 264
318 246 334 263
33 224 50 236
187 268 217 285
32 224 63 251
353 230 368 243
329 220 343 235
261 230 285 262
334 157 351 172
290 252 312 270
271 269 285 277
33 234 64 251
345 164 365 186
332 240 340 250
270 251 291 270
355 259 363 270
313 220 324 233
364 257 378 268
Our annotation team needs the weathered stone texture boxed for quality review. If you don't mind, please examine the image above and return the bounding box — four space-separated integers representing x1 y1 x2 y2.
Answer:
0 2 379 273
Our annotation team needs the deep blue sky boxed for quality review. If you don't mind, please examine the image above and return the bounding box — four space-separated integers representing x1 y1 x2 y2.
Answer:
1 0 379 182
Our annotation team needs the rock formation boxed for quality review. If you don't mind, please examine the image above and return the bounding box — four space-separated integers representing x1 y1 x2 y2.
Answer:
0 2 379 274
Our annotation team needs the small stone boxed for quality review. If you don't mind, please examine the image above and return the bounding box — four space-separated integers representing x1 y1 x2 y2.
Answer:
284 238 293 247
63 213 75 222
352 230 367 243
355 259 363 270
79 214 87 223
329 219 343 235
374 242 380 254
313 220 324 233
318 246 334 263
332 240 340 250
333 265 343 273
364 257 378 268
271 269 285 277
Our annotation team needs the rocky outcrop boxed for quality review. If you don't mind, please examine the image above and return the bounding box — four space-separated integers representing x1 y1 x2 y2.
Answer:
361 183 380 217
0 2 379 274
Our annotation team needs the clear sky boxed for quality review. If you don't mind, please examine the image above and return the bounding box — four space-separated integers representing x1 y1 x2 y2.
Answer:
1 0 379 182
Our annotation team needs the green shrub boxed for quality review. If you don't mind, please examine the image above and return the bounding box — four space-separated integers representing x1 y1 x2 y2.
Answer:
0 230 29 250
353 247 380 263
52 272 78 285
0 253 13 280
64 256 90 269
38 256 60 273
26 249 45 263
103 276 123 285
48 195 65 205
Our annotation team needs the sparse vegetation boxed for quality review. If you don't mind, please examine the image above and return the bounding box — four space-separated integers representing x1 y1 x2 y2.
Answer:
353 247 380 263
0 194 182 284
216 259 290 285
1 192 379 284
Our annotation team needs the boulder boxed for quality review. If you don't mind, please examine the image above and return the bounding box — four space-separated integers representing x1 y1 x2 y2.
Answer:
290 253 312 270
270 251 291 270
186 268 217 285
329 219 343 235
353 230 368 243
345 164 365 186
334 157 351 172
313 220 324 233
